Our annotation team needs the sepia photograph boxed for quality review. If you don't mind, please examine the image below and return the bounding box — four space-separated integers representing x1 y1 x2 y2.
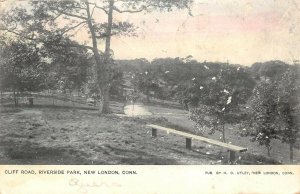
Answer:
0 0 299 167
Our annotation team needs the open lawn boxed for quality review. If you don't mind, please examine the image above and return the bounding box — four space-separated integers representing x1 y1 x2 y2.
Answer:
0 95 221 165
0 97 298 164
0 106 223 164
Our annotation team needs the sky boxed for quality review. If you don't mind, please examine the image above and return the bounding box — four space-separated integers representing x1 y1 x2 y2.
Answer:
1 0 300 66
110 0 300 66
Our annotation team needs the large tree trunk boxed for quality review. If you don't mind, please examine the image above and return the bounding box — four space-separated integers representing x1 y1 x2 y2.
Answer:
85 2 114 114
105 0 114 56
101 0 114 114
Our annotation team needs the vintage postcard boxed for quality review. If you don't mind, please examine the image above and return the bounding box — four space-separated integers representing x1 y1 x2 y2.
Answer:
0 0 299 193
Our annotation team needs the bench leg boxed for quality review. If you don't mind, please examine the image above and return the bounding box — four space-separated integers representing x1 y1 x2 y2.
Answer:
152 128 157 138
228 150 236 164
186 138 192 149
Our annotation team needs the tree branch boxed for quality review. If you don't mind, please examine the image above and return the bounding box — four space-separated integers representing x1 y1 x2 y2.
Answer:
1 28 38 41
111 2 179 14
112 5 147 13
92 4 109 14
53 12 63 21
54 9 88 20
1 26 97 53
91 4 96 17
60 21 87 36
56 43 95 52
64 5 87 11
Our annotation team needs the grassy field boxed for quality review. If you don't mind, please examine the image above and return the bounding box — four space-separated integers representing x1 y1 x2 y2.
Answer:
0 97 299 164
0 106 219 164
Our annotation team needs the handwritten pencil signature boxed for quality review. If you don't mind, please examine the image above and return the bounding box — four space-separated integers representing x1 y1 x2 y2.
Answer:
69 177 122 193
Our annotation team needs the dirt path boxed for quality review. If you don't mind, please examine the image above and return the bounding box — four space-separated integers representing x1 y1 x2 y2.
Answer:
145 105 196 131
124 103 152 116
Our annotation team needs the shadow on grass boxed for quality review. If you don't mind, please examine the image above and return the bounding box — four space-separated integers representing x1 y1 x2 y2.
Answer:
168 147 221 161
0 107 23 114
99 144 178 165
0 139 177 165
239 153 281 165
0 140 100 165
167 143 282 165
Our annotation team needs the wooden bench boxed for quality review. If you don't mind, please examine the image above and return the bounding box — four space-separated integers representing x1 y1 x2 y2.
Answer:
147 124 247 164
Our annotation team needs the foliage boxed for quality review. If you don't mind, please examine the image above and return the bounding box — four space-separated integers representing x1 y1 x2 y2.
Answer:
187 64 255 141
109 64 124 98
276 66 300 161
132 70 161 101
251 60 289 79
0 41 48 93
44 38 92 93
241 64 300 160
246 80 279 155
